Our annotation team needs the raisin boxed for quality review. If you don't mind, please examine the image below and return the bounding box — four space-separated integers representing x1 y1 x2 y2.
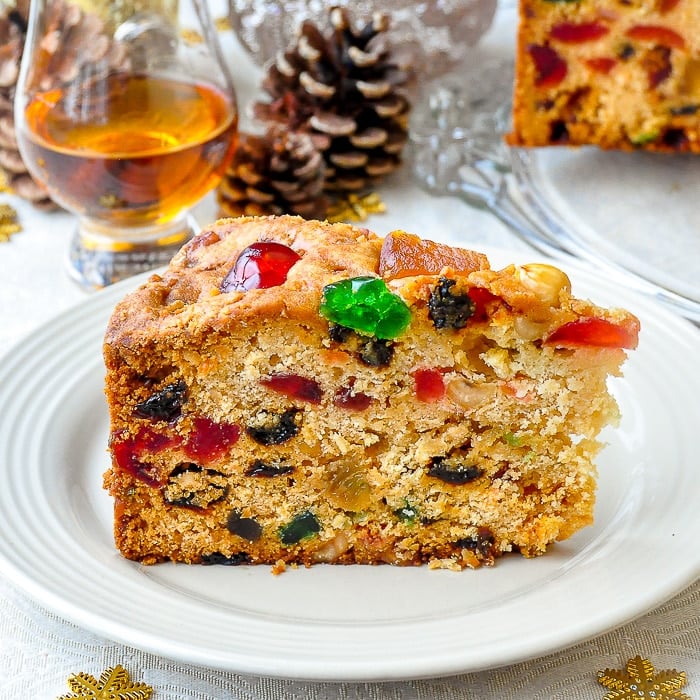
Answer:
329 324 395 367
246 408 301 445
618 43 635 60
328 323 353 343
662 128 689 149
427 455 483 485
549 120 569 143
428 278 476 330
279 511 321 545
245 460 295 477
162 464 228 509
670 104 699 115
201 552 251 565
134 380 187 422
358 337 394 367
454 527 496 559
226 510 263 541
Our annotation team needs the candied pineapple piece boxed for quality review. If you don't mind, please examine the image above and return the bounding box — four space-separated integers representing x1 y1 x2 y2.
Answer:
379 230 489 280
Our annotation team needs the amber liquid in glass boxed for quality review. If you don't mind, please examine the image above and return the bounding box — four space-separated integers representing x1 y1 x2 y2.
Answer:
20 73 238 226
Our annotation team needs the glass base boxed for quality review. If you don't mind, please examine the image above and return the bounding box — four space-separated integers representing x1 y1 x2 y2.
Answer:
66 216 197 290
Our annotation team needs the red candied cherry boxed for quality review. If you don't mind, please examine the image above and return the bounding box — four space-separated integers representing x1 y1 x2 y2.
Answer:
333 385 373 411
184 417 241 463
413 368 446 403
585 57 618 74
111 427 182 486
260 373 323 404
221 241 301 292
528 44 567 87
545 317 640 349
625 25 685 50
467 287 500 322
550 21 609 43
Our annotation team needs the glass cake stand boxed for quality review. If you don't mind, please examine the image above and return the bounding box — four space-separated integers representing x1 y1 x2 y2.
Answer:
410 57 700 323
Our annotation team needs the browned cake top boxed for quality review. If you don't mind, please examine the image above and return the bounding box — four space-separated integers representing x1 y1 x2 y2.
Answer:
106 217 485 345
105 215 639 353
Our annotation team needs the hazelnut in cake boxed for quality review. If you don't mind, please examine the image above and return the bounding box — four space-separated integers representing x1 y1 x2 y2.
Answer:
508 0 700 150
103 215 639 570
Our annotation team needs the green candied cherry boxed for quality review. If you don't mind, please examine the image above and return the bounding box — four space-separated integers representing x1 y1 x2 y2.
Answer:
319 276 411 339
279 510 321 545
394 500 419 525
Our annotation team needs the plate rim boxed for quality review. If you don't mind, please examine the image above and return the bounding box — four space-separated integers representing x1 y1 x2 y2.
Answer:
510 147 700 320
1 247 699 681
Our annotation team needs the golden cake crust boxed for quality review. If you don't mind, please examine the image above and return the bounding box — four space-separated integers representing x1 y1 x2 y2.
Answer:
106 217 386 347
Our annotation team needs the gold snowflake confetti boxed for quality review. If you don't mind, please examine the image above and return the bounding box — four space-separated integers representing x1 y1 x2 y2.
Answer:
214 15 232 32
597 655 691 700
326 192 386 223
180 27 203 45
0 203 21 242
58 664 153 700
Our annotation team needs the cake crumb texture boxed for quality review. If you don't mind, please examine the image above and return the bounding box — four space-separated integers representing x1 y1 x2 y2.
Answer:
103 215 639 570
508 0 700 150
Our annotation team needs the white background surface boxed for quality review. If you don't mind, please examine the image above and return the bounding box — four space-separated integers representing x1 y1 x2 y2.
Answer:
1 4 700 699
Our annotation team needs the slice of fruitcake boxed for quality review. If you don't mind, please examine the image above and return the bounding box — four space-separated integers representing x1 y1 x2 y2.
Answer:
103 215 639 570
508 0 700 150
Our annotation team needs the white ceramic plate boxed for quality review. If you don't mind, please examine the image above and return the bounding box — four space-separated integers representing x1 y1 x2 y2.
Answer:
1 248 699 682
511 147 700 309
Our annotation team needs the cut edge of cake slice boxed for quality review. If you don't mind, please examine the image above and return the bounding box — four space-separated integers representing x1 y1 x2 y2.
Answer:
103 215 639 571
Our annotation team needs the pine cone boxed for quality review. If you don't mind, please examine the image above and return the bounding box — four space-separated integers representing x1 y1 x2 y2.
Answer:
0 0 129 210
218 126 329 220
253 7 412 193
0 1 56 208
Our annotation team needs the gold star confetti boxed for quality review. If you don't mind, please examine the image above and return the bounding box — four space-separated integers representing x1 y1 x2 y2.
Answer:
58 665 153 700
326 192 386 223
214 15 232 31
597 656 690 700
180 27 203 45
0 203 21 242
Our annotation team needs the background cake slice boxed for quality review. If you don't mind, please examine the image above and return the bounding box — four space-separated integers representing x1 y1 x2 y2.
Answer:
103 215 639 570
508 0 700 150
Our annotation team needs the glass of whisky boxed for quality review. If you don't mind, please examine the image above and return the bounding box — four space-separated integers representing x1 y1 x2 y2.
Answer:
14 0 238 288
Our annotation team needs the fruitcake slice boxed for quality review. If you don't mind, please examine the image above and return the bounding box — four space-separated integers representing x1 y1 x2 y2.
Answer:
509 0 700 150
103 215 638 570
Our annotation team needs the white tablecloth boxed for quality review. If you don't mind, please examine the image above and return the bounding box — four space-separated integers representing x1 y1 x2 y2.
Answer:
2 7 700 699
